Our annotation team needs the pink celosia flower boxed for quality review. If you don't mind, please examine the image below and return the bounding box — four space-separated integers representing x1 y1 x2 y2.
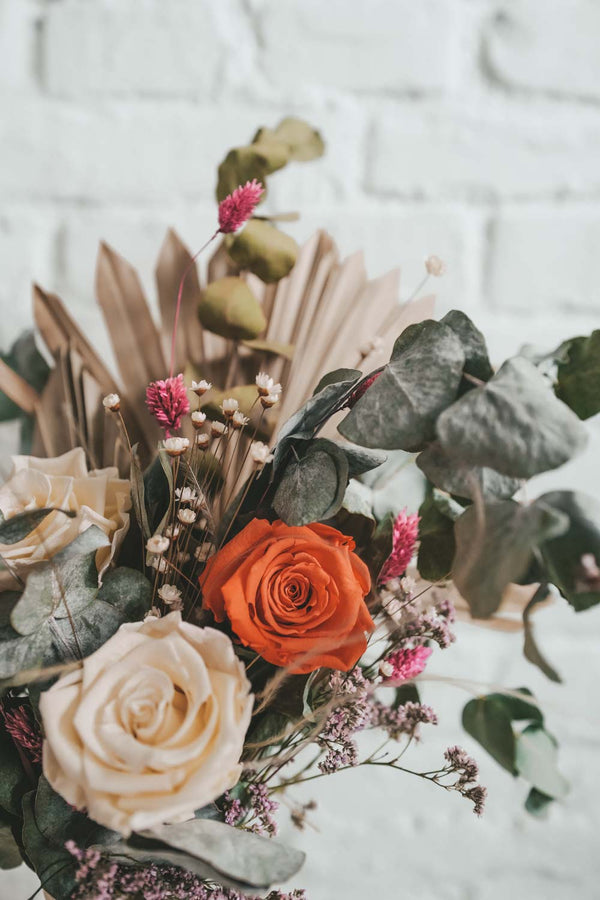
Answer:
379 508 420 584
218 179 264 233
146 373 190 435
1 702 43 764
381 645 432 684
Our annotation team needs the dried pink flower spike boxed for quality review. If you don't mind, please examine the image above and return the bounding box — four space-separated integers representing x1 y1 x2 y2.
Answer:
379 508 420 584
146 374 190 435
218 179 264 233
1 702 43 764
380 645 432 684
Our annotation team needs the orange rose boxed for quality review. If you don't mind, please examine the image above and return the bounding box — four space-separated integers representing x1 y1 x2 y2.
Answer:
201 519 373 673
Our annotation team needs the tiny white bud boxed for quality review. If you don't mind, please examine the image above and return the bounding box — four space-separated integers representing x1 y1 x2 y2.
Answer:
146 535 170 555
102 393 121 412
191 380 212 396
379 660 394 679
231 410 249 429
425 255 446 277
191 410 207 429
164 437 189 457
178 508 197 526
250 441 274 467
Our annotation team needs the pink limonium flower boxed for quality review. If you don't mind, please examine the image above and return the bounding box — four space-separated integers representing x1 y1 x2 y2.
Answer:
218 178 264 234
381 645 432 684
379 508 420 584
146 373 190 436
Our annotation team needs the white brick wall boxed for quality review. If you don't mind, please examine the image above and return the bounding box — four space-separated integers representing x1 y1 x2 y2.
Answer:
1 1 599 898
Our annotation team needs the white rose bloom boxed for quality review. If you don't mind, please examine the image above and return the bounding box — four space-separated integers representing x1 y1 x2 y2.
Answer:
0 448 129 581
39 611 253 836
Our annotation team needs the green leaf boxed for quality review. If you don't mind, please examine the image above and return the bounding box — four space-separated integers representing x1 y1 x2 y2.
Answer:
130 445 151 541
436 357 588 478
340 443 387 478
0 822 21 869
141 819 306 888
144 450 174 536
416 491 458 582
0 508 77 545
515 724 569 799
537 490 600 612
0 331 51 422
483 688 543 724
198 277 266 341
334 480 376 547
216 146 270 203
241 338 294 360
227 220 298 284
0 723 30 817
338 320 465 451
523 587 562 683
453 500 569 617
462 696 516 774
10 528 109 635
525 786 555 817
272 117 325 161
416 442 521 501
555 330 600 419
250 130 291 172
313 368 362 396
273 438 349 526
441 310 494 382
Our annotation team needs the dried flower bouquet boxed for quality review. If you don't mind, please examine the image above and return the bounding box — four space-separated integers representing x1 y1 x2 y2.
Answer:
0 118 599 899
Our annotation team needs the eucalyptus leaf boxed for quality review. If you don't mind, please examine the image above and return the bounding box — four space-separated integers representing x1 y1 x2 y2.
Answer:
537 490 600 612
523 587 562 683
227 220 298 284
453 500 569 618
333 480 376 546
416 491 457 582
0 507 77 546
416 442 521 501
0 331 50 422
241 338 294 360
313 368 362 396
0 822 20 869
0 722 30 816
338 320 465 451
216 146 270 202
272 117 325 161
273 438 349 526
555 329 600 420
142 818 305 888
462 696 516 774
515 724 569 800
198 277 266 341
340 443 387 478
525 786 555 817
436 357 588 478
441 310 494 382
482 688 543 724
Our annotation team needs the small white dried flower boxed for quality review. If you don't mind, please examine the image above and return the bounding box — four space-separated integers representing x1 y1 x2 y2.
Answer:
146 535 170 555
178 508 197 526
195 432 211 449
250 441 274 467
210 421 227 438
379 660 394 679
165 524 181 540
175 487 198 505
191 410 207 429
158 583 183 608
255 372 282 398
221 398 239 418
102 393 121 412
425 255 446 277
231 410 249 429
191 380 212 396
150 557 168 573
260 393 280 409
177 551 191 566
164 436 189 457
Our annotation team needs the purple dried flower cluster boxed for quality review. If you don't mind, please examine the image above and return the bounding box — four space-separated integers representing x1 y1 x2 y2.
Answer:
222 784 279 836
403 595 456 650
66 842 305 900
443 745 487 816
0 700 43 764
317 668 372 774
370 700 438 741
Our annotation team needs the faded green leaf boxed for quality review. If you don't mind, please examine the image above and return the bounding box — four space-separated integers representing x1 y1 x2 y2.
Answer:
274 438 349 526
272 117 325 161
313 368 362 396
0 822 21 869
0 331 50 422
525 786 555 817
227 220 298 284
198 277 266 341
436 357 588 478
453 500 569 618
216 146 270 203
523 587 562 683
441 310 494 382
416 491 459 582
339 320 465 451
462 696 516 774
0 508 77 546
241 338 294 360
515 724 569 800
555 330 600 420
416 442 521 501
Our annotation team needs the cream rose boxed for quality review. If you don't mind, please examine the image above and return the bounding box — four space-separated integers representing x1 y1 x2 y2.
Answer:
39 612 253 836
0 447 130 580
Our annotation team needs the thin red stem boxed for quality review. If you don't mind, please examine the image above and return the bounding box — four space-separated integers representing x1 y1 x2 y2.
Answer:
169 229 220 378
